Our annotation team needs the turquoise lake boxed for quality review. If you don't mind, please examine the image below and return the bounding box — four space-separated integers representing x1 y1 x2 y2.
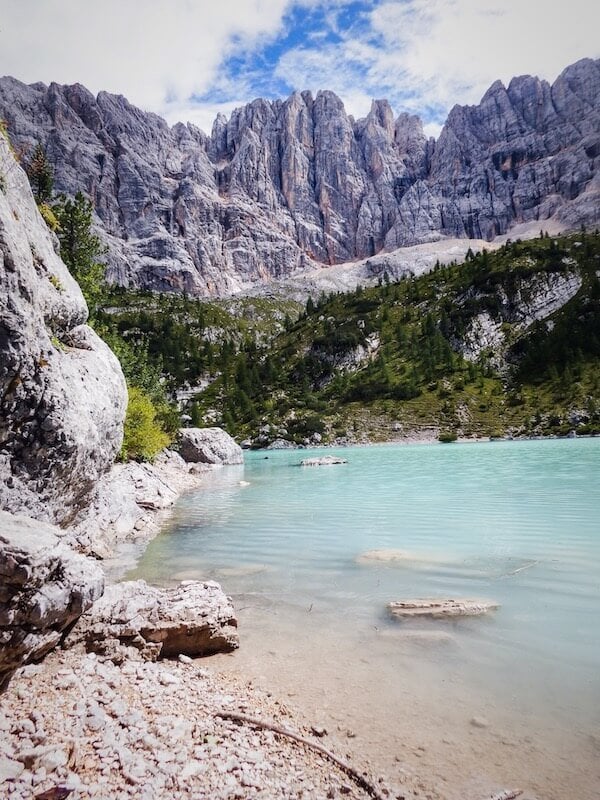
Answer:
130 438 600 799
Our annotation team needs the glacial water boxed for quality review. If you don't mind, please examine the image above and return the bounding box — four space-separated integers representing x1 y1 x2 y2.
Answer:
130 438 600 799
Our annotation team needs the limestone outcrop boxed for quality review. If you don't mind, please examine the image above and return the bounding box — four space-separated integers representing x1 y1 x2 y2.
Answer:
0 58 597 296
71 579 239 660
0 511 104 688
0 136 127 527
177 427 244 465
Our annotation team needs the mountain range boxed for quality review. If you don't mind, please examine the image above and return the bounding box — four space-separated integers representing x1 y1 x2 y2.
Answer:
0 58 598 296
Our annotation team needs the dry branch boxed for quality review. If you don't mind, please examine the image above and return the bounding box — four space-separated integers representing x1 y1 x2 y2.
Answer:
215 710 388 800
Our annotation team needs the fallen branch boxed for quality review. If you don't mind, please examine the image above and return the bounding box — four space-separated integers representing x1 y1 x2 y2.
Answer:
485 791 523 800
215 710 388 800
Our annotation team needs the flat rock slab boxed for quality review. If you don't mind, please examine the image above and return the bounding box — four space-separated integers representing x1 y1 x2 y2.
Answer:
387 598 499 621
300 456 348 466
71 579 239 660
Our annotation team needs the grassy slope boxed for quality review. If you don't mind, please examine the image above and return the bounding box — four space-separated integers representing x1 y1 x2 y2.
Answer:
193 231 600 444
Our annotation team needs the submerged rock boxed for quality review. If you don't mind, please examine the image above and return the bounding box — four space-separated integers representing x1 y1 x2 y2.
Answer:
300 456 348 466
71 579 239 660
0 511 104 688
177 427 243 465
356 549 421 565
387 598 499 621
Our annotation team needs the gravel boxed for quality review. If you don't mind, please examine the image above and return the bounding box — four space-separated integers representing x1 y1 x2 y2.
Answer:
0 646 441 799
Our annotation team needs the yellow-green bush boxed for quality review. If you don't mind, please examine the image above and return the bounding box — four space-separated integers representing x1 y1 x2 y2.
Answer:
38 202 60 231
121 386 171 462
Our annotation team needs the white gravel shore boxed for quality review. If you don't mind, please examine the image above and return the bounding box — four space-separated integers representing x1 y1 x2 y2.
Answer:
0 646 443 800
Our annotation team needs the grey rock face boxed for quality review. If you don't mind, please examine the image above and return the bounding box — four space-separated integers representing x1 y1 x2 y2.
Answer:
177 427 244 465
71 579 239 660
0 58 596 296
0 510 104 687
0 136 127 526
428 59 600 241
457 269 582 362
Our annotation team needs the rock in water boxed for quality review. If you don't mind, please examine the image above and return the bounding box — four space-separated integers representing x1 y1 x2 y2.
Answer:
177 427 243 465
71 580 239 659
0 511 104 688
300 456 348 466
0 136 127 526
387 598 499 620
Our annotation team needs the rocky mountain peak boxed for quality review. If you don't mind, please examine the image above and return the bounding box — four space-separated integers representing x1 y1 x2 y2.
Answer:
0 57 597 296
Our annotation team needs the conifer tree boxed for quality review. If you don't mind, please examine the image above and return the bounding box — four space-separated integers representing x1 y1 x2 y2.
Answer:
54 192 106 317
26 143 53 204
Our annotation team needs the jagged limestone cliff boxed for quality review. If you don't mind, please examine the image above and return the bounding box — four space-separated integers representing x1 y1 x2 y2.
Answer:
0 135 127 526
0 58 597 296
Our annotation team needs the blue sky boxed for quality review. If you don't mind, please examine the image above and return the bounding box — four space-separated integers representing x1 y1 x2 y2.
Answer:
1 1 598 138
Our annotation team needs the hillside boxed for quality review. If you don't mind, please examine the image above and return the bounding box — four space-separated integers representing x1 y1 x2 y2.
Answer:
189 231 600 444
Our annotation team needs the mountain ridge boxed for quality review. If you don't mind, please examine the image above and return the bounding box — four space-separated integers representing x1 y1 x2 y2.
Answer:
0 57 598 296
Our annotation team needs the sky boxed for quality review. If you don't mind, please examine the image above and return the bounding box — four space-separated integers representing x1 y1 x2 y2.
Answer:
1 1 598 138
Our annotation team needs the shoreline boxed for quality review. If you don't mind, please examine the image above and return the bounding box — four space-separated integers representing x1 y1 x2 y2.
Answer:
4 439 597 798
120 437 600 800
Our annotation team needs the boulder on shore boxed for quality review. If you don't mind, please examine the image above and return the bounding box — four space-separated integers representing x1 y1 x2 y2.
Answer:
387 598 499 621
71 579 239 661
0 511 105 688
177 427 243 465
0 136 127 527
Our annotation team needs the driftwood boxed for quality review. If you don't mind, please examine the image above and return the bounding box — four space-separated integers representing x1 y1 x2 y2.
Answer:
215 710 388 800
387 598 499 620
485 791 523 800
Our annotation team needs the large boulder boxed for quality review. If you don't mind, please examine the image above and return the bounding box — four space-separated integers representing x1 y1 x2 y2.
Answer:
0 135 127 526
177 427 243 465
0 511 104 688
71 579 239 660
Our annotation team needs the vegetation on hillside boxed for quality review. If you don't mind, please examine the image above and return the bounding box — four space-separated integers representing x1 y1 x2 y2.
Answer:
26 136 598 448
190 231 600 444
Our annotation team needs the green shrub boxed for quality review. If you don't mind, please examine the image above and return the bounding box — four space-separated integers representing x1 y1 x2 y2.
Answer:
38 202 60 231
438 431 458 443
121 386 171 462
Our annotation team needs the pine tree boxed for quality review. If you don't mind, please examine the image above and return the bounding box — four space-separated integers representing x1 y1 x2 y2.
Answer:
53 192 106 317
26 143 53 204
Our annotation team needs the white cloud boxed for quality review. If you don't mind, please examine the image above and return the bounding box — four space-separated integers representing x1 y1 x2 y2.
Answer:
366 0 600 112
0 1 597 135
271 0 599 129
0 0 292 124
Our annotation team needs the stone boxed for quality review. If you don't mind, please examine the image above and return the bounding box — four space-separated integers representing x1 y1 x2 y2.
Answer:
0 511 104 688
0 135 127 526
300 456 347 466
0 58 596 298
470 716 490 729
71 579 239 659
0 755 24 780
387 598 499 620
265 438 295 450
177 427 243 465
67 448 214 559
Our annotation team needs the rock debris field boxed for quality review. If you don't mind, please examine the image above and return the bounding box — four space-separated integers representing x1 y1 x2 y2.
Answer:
0 647 443 800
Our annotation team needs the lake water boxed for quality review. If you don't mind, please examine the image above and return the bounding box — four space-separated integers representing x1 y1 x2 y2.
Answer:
129 439 600 799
